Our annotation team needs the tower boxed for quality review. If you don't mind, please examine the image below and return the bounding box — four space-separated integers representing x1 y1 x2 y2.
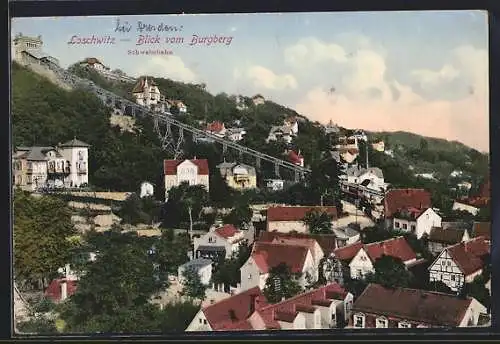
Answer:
58 138 91 188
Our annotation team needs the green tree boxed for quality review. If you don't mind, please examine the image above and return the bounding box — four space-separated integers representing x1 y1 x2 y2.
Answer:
263 263 302 303
361 225 392 244
181 267 207 300
155 230 191 275
117 193 160 225
302 209 333 234
224 198 253 228
156 301 200 332
460 275 491 311
212 240 252 292
365 255 414 288
13 191 77 289
427 280 454 294
60 232 168 333
162 182 209 238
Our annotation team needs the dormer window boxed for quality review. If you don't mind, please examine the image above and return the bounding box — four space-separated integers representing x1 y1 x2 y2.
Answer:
376 316 388 328
354 313 365 328
398 321 411 328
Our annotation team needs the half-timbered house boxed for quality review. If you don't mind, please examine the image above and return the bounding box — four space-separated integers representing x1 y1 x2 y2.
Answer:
428 237 490 292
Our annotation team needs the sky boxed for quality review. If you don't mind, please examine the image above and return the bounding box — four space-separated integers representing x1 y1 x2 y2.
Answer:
11 11 489 152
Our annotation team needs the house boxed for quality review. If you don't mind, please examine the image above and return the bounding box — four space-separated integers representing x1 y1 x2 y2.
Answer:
350 283 488 328
414 173 437 181
12 138 91 190
266 206 338 234
193 224 246 261
252 94 265 106
239 241 316 292
132 77 161 107
139 181 154 198
345 166 386 192
163 158 209 201
392 207 442 239
332 227 361 246
472 221 491 243
186 283 353 331
216 162 257 190
371 141 385 152
452 200 480 216
427 227 470 256
45 278 78 303
287 150 304 167
428 237 490 292
230 283 353 330
284 117 299 136
258 231 339 257
175 100 187 113
351 130 368 142
457 181 472 192
324 120 340 135
267 125 295 144
331 236 417 280
383 188 432 228
186 286 265 331
79 57 109 72
339 149 359 164
225 127 246 142
450 170 463 178
178 258 213 285
206 121 227 137
265 179 284 191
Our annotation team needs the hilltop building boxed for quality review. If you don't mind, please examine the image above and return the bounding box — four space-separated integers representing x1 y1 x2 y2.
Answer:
12 33 59 66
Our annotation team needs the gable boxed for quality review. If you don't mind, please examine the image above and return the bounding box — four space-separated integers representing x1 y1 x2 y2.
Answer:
429 250 462 274
350 248 373 267
177 159 197 171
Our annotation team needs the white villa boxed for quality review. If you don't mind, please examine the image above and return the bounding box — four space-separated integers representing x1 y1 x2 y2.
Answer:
12 138 90 190
132 77 162 108
392 207 442 239
163 159 209 201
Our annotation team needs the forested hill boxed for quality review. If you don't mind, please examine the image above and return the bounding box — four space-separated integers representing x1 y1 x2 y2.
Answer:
11 61 489 203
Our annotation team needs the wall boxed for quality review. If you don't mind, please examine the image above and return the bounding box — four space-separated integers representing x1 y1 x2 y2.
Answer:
239 257 261 292
267 220 307 233
415 209 442 239
429 249 465 291
349 249 374 279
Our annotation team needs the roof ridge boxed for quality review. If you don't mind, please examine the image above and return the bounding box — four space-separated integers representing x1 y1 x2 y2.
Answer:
202 286 261 311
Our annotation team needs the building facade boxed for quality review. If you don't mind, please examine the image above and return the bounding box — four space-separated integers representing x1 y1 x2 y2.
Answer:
12 138 90 190
163 159 210 201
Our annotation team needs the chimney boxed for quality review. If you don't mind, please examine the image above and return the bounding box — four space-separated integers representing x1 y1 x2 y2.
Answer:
60 280 68 301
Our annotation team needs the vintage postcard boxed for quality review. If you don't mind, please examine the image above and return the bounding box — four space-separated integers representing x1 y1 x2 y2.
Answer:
11 11 490 334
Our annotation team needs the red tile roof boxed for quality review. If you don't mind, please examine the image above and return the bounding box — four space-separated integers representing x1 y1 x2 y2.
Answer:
163 159 209 175
241 283 348 330
333 236 416 263
251 242 309 274
202 287 267 330
352 284 473 327
44 278 77 302
473 222 491 241
132 77 157 93
258 231 338 255
393 206 426 220
457 196 490 208
267 206 337 222
445 237 490 276
81 57 103 65
287 150 303 165
428 227 466 245
384 188 432 219
215 224 240 239
206 121 226 133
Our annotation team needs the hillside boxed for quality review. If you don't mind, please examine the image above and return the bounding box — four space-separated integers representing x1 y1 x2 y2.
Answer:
11 61 489 207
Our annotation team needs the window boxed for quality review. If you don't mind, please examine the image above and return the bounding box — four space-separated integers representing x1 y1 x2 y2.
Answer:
398 321 411 328
411 225 416 231
199 319 202 324
203 319 207 325
248 274 252 280
395 222 400 228
402 224 408 230
451 275 455 281
354 314 365 328
376 317 388 328
356 269 362 277
447 261 451 266
441 260 445 266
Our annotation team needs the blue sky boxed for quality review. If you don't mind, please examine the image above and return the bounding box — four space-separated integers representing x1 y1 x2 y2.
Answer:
11 11 489 151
